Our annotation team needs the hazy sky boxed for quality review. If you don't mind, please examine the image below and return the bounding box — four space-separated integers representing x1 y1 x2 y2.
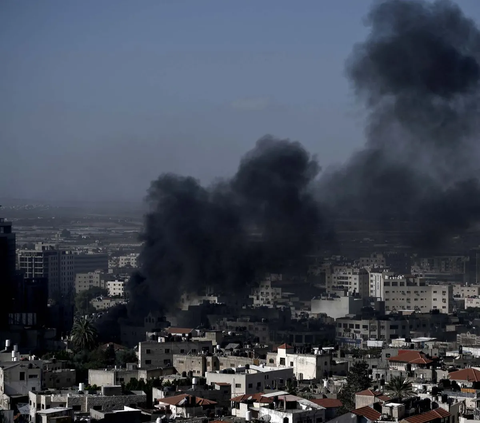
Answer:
1 1 479 203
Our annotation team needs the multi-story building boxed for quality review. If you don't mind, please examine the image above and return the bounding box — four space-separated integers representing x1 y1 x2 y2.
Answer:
107 280 125 297
311 294 364 319
383 279 453 313
336 313 451 348
18 245 108 300
74 270 108 293
357 253 387 269
453 284 480 298
250 275 283 307
369 269 394 299
0 361 42 396
330 266 369 297
17 244 75 300
118 253 139 268
138 339 213 369
0 214 17 326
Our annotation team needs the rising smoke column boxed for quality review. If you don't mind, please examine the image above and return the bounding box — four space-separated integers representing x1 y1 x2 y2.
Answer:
128 136 321 318
321 0 480 247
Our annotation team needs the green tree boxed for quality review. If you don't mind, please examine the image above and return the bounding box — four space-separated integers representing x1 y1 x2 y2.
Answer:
75 287 108 316
337 360 371 412
71 316 98 352
385 376 413 401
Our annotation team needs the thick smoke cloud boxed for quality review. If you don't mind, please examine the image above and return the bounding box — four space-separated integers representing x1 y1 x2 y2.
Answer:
128 136 321 318
321 0 480 247
127 0 480 319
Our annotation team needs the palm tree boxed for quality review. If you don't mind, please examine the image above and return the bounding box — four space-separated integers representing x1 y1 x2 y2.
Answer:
385 376 413 401
71 316 98 351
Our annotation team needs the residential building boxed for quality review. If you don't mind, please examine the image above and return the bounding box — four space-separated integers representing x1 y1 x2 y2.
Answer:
138 340 213 369
74 270 107 293
107 280 125 297
206 365 294 397
250 275 283 307
256 393 326 423
118 253 139 268
311 295 363 320
266 344 348 381
369 269 394 299
383 280 453 313
330 266 369 297
0 361 42 395
88 366 175 386
28 386 146 422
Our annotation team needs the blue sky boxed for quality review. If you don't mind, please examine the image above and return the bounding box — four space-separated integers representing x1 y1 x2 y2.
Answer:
1 0 479 202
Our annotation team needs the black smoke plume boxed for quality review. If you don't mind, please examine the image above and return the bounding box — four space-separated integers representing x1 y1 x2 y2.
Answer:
320 0 480 247
128 136 321 318
127 0 480 319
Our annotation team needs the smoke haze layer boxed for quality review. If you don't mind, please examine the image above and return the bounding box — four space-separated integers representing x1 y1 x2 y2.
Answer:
128 136 321 317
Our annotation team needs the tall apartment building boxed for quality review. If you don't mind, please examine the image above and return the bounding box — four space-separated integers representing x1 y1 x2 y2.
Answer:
0 214 16 325
18 245 75 300
382 277 453 313
18 245 108 301
369 270 395 299
74 270 108 293
330 266 369 297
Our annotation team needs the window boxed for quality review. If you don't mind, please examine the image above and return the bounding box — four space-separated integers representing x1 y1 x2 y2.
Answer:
248 383 253 388
146 349 151 354
165 349 170 353
29 374 38 379
73 405 81 411
280 358 285 365
19 372 25 381
290 362 293 366
269 358 274 364
235 383 241 388
145 360 151 365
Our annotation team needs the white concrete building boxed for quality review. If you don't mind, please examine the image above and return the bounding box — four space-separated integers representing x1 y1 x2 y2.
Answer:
266 344 347 381
118 253 139 268
206 365 294 397
369 269 394 299
0 362 42 396
383 279 453 313
75 270 107 293
107 280 125 297
330 266 369 297
311 295 363 319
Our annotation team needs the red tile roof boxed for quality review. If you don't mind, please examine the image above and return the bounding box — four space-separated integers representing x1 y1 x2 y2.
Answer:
231 393 273 403
311 398 343 408
448 368 480 382
388 351 433 365
404 408 450 423
352 406 381 421
278 343 293 349
356 389 377 397
157 394 216 407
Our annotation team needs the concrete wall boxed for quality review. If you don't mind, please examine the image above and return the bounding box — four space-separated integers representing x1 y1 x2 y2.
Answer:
0 363 42 396
43 369 76 389
138 340 213 368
